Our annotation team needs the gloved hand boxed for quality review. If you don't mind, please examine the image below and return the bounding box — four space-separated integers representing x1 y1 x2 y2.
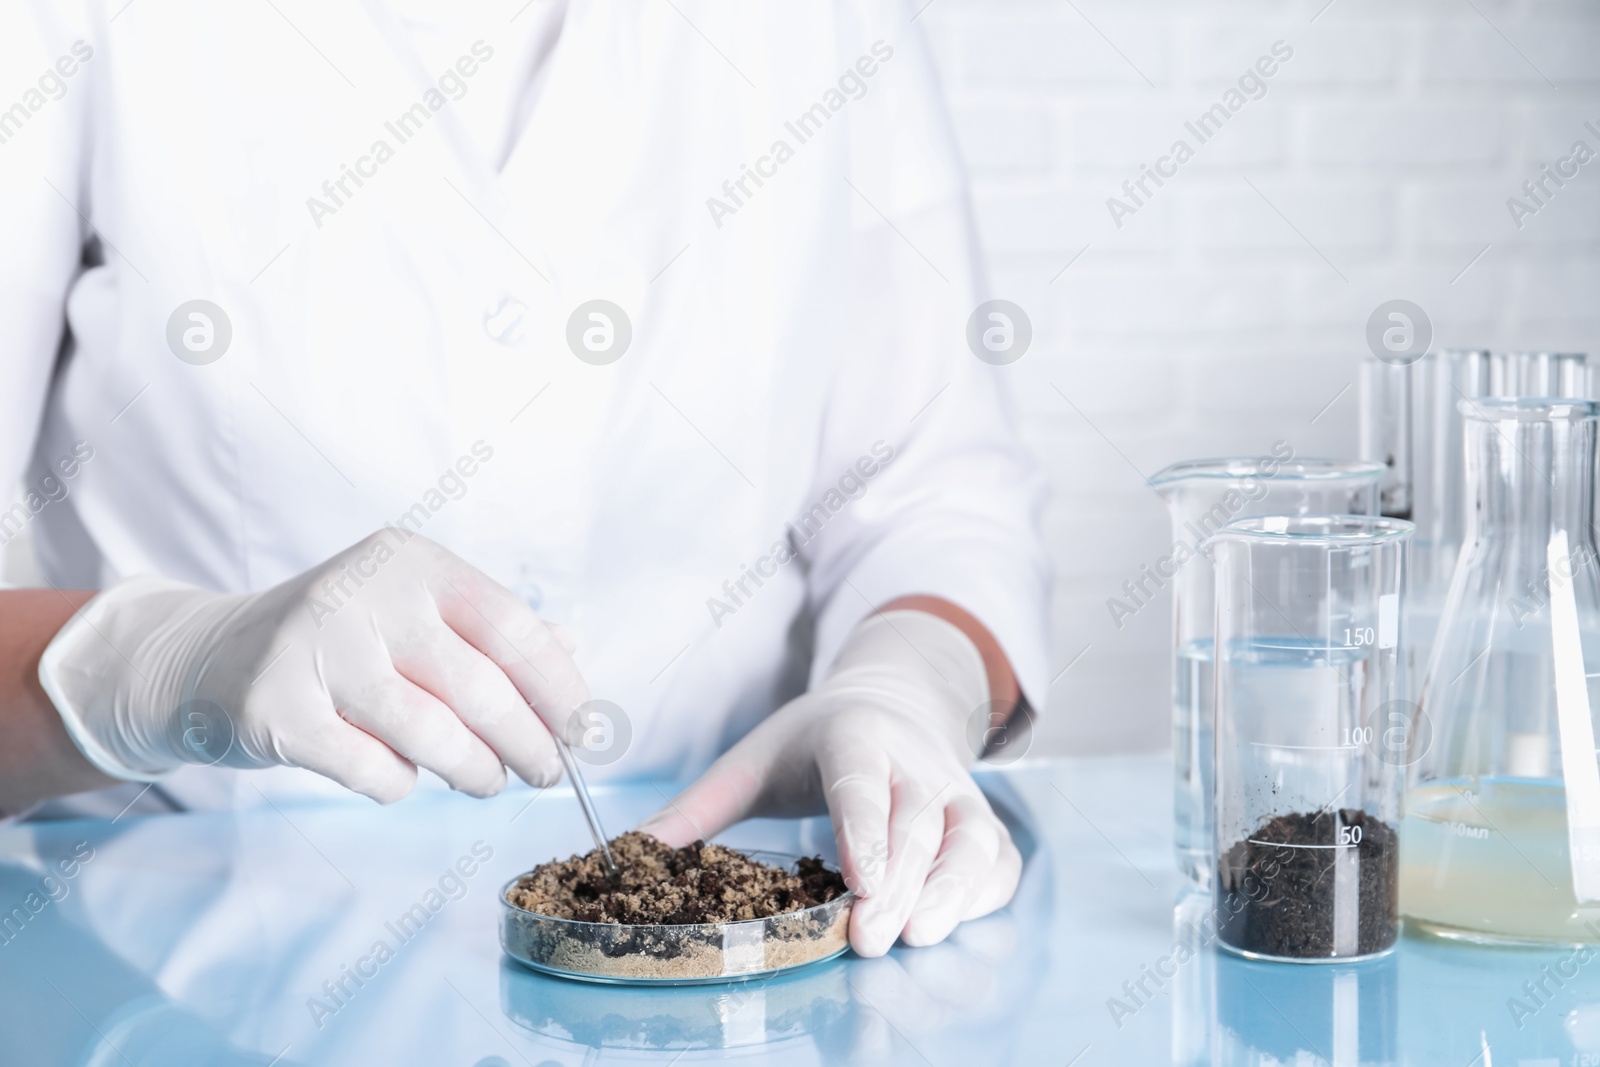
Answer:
639 609 1021 956
37 531 587 802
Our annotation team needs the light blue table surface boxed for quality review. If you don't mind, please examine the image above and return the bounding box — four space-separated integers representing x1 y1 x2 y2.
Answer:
0 754 1595 1066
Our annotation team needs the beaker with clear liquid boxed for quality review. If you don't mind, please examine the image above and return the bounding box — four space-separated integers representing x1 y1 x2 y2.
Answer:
1211 516 1412 962
1403 399 1600 945
1151 458 1385 885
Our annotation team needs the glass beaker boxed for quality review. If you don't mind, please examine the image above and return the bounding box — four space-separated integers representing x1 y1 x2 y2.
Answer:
1211 515 1411 962
1151 458 1386 885
1402 399 1600 945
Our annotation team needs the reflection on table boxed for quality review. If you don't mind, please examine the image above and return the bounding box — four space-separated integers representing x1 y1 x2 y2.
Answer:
8 757 1600 1065
1174 888 1600 1065
0 775 1051 1066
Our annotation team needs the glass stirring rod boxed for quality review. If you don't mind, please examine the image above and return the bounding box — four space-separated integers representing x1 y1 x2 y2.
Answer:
552 734 620 879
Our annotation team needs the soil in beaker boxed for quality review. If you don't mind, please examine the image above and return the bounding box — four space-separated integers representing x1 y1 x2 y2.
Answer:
1217 808 1399 959
506 831 847 924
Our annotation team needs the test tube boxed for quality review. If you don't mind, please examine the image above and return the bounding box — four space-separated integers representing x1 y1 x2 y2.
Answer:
1358 360 1413 520
1210 516 1412 962
1406 349 1491 703
1489 350 1590 399
1410 349 1491 593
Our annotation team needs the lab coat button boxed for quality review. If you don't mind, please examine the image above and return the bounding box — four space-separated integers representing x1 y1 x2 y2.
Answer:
483 295 529 345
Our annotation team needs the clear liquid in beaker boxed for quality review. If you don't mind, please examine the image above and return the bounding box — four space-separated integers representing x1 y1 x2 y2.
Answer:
1175 638 1214 884
1219 638 1372 816
1401 778 1600 944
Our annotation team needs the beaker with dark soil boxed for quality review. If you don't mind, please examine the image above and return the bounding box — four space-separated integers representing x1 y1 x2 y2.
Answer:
1210 516 1410 962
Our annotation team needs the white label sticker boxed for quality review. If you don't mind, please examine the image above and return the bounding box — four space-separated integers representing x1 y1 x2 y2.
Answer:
1263 516 1289 534
1377 594 1399 649
721 922 765 974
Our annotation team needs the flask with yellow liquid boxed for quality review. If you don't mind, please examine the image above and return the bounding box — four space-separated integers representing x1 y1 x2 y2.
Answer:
1403 398 1600 944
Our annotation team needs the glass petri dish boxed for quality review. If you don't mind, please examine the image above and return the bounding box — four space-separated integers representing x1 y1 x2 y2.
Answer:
500 851 854 985
498 956 854 1049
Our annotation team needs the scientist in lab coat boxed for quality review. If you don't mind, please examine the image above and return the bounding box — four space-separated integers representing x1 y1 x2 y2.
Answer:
0 1 1048 956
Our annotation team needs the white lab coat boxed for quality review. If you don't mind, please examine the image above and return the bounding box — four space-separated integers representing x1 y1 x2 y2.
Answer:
0 0 1049 806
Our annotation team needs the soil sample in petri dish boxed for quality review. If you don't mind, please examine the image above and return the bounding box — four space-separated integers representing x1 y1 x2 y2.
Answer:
502 831 851 982
509 831 846 923
1216 808 1399 960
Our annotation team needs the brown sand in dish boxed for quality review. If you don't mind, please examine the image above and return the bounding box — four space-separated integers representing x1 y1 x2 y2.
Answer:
506 831 847 924
526 913 851 980
502 833 852 980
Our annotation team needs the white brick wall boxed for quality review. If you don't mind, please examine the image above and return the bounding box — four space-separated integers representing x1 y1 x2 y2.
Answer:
923 0 1600 755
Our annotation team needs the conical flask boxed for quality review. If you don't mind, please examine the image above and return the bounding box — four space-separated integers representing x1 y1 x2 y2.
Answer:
1402 398 1600 944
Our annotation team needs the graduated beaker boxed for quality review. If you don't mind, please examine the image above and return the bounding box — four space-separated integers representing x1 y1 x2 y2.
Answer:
1403 399 1600 944
1151 458 1385 884
1211 516 1411 962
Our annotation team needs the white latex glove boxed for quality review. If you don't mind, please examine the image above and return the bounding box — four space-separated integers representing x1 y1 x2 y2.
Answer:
37 531 587 801
639 609 1021 957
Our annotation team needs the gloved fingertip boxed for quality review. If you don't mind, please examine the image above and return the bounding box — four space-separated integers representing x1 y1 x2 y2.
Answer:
848 900 905 958
844 866 883 900
636 811 698 848
838 826 888 899
345 759 417 806
916 875 962 913
851 922 900 958
559 716 590 753
457 770 507 800
365 777 415 806
510 756 562 791
850 936 891 959
548 622 578 654
900 887 964 947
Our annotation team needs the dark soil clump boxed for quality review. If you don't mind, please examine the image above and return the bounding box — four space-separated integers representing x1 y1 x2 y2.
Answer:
1217 808 1398 959
506 831 847 925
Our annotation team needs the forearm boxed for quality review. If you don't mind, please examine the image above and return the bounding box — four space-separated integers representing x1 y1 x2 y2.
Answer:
0 589 114 813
